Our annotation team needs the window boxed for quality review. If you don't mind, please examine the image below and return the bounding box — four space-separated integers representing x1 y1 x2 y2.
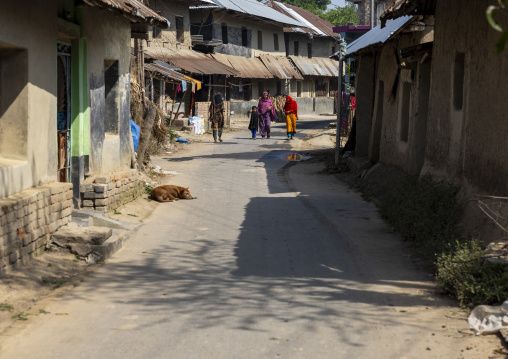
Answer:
222 23 228 44
104 60 119 134
297 81 302 97
307 42 312 58
273 34 279 51
176 16 184 43
257 31 263 50
400 82 411 142
294 41 299 56
152 26 161 39
242 27 248 47
453 52 465 111
332 46 335 55
276 81 281 95
0 46 28 158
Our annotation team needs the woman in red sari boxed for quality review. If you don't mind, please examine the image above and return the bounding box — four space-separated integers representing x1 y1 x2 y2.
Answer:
284 96 297 140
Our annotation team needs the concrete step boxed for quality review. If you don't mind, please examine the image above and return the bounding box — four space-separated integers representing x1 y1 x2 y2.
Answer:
52 226 113 245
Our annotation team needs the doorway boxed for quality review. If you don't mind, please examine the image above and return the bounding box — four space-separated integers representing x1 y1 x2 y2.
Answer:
57 43 72 182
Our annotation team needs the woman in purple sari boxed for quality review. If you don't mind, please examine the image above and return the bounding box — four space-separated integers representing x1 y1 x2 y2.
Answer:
257 91 275 139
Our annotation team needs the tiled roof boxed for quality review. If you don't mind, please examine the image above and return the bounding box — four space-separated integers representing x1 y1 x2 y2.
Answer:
83 0 169 28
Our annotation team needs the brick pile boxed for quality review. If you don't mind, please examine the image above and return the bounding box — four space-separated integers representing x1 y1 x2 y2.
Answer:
0 182 73 275
80 169 144 212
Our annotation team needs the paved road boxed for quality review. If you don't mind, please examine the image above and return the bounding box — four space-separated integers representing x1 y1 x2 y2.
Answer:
0 119 494 358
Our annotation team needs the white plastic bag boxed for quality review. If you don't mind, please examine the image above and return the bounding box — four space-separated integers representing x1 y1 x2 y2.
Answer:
468 299 508 334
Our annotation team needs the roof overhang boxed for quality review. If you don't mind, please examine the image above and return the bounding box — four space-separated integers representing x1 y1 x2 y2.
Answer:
83 0 169 29
380 0 436 27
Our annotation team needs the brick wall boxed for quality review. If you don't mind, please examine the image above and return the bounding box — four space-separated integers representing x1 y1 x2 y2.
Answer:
80 169 144 212
0 182 73 275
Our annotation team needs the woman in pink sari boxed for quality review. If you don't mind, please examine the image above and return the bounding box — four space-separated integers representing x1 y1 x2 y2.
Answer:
257 91 275 139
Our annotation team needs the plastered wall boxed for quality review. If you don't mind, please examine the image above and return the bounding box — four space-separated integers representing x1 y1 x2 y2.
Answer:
424 1 508 196
83 7 132 175
0 0 58 199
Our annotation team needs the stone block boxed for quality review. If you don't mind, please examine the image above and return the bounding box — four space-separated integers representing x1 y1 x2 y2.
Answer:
95 177 111 184
22 233 34 246
66 190 73 200
94 185 106 193
49 185 65 195
80 184 94 193
82 200 94 207
116 180 121 188
63 199 73 209
9 249 20 264
50 202 63 213
95 199 107 206
108 183 115 191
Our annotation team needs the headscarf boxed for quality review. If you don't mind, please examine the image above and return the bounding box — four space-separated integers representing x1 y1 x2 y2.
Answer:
214 93 224 105
257 92 275 121
284 96 297 117
209 93 225 127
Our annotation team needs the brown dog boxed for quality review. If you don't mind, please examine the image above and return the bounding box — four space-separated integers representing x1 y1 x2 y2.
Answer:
151 185 194 202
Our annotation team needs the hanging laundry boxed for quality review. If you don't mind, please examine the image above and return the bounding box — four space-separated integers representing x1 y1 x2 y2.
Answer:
182 80 187 91
196 81 201 91
176 84 181 93
351 96 356 110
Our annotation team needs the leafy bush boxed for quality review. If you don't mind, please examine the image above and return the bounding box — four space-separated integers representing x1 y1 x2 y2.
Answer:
378 174 462 264
145 183 153 195
436 239 508 308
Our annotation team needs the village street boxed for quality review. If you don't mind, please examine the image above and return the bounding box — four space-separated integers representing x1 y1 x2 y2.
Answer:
0 118 501 358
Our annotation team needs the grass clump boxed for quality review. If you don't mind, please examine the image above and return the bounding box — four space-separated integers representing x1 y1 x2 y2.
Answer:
378 174 462 264
436 239 508 308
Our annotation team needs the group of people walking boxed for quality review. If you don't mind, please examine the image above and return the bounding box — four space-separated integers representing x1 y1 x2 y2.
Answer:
248 92 298 140
209 91 298 142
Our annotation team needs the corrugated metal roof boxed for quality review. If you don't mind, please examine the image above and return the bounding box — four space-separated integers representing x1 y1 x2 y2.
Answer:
288 56 339 77
270 1 339 39
83 0 169 28
144 47 238 76
192 0 305 27
212 53 273 79
258 54 303 80
346 16 413 56
145 63 189 82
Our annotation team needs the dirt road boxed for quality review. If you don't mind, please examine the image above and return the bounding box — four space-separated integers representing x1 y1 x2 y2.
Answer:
0 118 504 358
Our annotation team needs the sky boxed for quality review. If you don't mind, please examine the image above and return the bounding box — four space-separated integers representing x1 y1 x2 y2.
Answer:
328 0 347 8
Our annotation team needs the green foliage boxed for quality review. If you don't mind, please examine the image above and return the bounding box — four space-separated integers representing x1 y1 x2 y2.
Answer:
145 184 153 195
278 0 331 12
168 127 178 142
486 0 508 53
322 2 359 26
436 239 508 308
378 174 462 263
41 276 66 288
39 309 50 314
11 312 30 321
0 303 14 312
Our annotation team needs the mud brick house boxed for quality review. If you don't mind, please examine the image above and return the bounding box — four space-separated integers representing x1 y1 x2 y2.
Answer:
0 0 167 273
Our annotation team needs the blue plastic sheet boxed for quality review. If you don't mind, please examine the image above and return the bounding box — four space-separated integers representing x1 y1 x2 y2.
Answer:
130 118 140 152
175 137 190 144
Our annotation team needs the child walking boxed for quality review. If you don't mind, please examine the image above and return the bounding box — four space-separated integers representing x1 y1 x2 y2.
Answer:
248 106 259 139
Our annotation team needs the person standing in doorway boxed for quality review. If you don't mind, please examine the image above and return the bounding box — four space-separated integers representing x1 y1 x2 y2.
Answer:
257 91 275 139
248 106 259 139
284 96 298 140
209 93 225 143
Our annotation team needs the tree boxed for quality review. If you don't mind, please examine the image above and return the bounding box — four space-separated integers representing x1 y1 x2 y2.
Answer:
279 0 331 12
486 0 508 53
322 1 358 26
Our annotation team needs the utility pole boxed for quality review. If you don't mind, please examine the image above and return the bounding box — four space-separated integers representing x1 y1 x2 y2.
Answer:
370 0 375 28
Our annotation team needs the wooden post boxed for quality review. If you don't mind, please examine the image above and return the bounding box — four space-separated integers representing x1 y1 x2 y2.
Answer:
335 52 343 165
136 102 157 167
207 74 212 102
